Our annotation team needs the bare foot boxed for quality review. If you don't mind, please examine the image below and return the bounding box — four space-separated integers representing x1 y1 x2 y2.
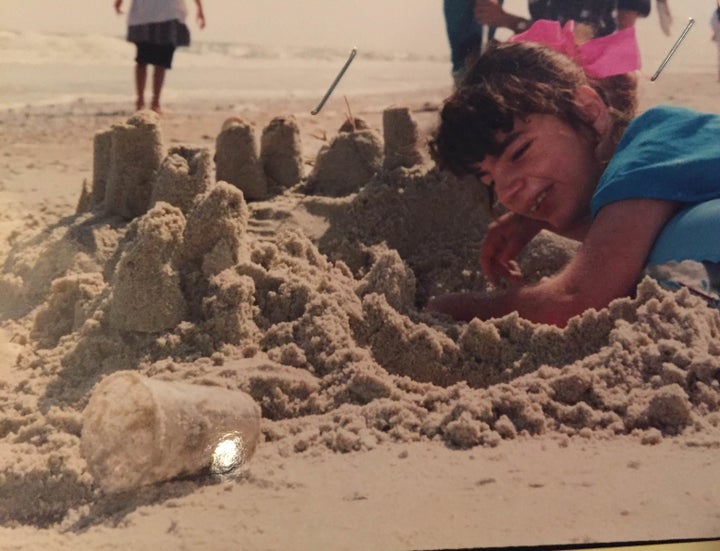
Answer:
150 103 163 115
136 99 145 111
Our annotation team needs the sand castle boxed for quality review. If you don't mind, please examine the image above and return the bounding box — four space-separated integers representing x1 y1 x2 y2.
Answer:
102 111 165 219
214 117 268 201
382 106 424 170
306 122 384 196
150 146 214 214
1 106 719 522
260 115 304 193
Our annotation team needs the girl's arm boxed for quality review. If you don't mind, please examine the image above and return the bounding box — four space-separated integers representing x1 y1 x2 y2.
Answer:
428 198 678 326
480 211 591 287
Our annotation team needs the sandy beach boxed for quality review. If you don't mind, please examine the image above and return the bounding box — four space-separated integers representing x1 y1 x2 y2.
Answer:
1 67 720 551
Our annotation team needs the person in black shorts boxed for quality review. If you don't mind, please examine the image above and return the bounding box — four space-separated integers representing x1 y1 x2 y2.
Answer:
114 0 206 113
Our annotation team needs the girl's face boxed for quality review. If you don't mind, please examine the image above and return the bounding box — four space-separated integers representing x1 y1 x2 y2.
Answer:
474 114 603 231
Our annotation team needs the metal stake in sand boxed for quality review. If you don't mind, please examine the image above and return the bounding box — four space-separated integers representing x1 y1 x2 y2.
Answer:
651 17 695 81
481 26 490 54
311 47 357 115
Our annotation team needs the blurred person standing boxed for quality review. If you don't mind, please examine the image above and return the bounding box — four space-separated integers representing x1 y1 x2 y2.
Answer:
114 0 206 113
444 0 504 86
615 0 653 31
655 0 673 36
474 0 651 43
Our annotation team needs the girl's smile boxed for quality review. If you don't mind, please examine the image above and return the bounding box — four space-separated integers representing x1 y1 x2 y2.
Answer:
474 113 604 232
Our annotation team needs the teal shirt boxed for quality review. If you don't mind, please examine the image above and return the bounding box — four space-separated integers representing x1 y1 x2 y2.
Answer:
591 105 720 264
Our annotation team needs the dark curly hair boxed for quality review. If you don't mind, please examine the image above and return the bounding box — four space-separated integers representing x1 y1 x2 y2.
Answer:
429 41 637 179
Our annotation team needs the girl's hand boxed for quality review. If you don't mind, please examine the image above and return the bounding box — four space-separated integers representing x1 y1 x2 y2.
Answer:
114 0 123 15
480 212 544 287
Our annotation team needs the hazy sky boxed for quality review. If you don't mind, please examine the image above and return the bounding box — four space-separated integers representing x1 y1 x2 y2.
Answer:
1 0 715 61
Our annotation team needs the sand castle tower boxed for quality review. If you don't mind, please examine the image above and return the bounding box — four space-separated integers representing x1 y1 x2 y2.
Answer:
260 115 304 195
103 110 165 219
150 146 214 214
179 181 250 277
108 203 188 333
215 117 267 201
382 107 423 170
306 118 383 196
177 182 251 317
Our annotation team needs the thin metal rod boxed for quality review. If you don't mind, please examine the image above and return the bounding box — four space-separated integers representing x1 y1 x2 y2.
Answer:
311 47 357 115
651 17 695 81
480 26 490 54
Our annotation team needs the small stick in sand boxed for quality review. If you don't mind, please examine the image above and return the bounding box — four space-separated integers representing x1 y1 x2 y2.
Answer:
651 17 695 81
343 95 356 132
311 47 357 115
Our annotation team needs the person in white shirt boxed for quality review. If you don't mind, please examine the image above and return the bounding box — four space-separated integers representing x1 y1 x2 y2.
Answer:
114 0 205 113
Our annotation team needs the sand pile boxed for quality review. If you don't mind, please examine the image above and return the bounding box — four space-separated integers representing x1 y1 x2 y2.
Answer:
1 109 719 529
306 117 384 196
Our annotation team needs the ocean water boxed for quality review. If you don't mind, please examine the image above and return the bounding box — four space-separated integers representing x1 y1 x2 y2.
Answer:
0 30 451 110
1 6 717 112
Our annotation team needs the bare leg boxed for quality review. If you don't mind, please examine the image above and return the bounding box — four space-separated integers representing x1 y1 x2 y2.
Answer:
151 65 166 114
135 64 147 110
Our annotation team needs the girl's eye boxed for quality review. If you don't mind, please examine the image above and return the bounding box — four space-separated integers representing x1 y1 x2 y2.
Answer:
511 141 531 161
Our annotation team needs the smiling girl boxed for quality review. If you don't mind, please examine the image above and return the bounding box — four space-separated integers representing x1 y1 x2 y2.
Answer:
427 26 720 327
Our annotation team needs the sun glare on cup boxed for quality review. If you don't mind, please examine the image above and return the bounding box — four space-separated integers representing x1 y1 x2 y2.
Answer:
211 435 245 474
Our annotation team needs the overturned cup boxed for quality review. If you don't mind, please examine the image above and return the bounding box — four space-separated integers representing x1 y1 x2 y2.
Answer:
81 371 261 493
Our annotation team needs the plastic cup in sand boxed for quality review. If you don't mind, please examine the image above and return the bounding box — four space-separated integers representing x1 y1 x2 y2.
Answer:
80 371 261 493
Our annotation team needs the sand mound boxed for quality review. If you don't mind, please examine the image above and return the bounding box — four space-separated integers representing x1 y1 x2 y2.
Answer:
1 110 719 529
306 119 384 196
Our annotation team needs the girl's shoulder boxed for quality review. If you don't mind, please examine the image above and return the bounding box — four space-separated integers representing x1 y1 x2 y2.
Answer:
633 104 700 124
591 104 720 219
624 105 720 143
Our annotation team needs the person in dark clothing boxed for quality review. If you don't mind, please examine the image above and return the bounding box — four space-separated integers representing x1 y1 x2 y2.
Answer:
114 0 205 113
474 0 651 42
443 0 505 86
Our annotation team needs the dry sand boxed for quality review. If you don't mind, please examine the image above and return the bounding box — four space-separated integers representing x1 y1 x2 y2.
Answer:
1 74 720 551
